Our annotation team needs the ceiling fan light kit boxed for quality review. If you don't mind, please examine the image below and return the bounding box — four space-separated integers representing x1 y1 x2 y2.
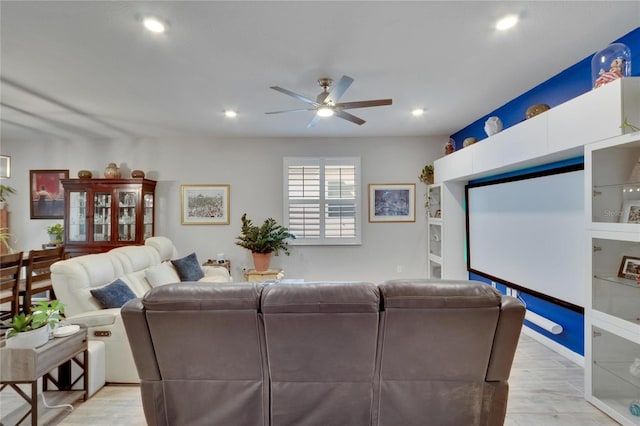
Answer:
266 75 392 127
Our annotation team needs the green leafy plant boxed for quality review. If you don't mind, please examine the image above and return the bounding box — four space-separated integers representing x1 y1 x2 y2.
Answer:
0 184 16 203
47 223 64 242
235 213 295 256
0 227 12 252
419 165 434 184
3 300 65 338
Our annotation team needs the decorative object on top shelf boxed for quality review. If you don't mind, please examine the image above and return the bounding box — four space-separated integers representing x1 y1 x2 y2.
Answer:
46 223 64 243
104 162 121 179
181 184 230 225
235 213 295 271
3 300 65 349
445 138 455 155
484 116 503 137
0 184 16 209
0 155 10 178
463 137 477 147
618 255 640 280
525 103 550 119
30 169 68 219
131 170 145 178
368 183 416 223
77 170 92 179
591 43 631 89
418 165 434 184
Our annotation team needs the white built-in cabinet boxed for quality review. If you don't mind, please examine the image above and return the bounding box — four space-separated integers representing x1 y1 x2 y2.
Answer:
585 132 640 425
430 76 640 422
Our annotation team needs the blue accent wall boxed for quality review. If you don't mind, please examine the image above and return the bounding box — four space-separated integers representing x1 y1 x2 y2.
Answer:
454 27 640 356
469 272 584 355
451 27 640 150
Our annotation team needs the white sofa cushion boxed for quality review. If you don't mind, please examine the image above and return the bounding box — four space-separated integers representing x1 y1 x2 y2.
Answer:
145 262 181 287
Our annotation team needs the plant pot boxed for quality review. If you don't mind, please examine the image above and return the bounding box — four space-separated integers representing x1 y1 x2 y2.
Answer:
252 252 272 272
5 326 49 349
49 234 62 243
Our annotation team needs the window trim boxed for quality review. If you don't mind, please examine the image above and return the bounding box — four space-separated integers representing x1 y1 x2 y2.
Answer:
283 156 361 246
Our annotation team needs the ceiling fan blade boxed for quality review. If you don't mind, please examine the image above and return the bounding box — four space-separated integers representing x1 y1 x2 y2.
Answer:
335 99 393 109
306 114 321 128
334 110 366 126
270 86 319 106
265 108 315 114
325 75 354 104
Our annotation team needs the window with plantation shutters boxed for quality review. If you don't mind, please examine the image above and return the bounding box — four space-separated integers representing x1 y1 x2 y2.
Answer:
284 157 361 245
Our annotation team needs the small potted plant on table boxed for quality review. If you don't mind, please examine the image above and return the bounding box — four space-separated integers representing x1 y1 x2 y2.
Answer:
3 300 65 349
235 213 295 272
46 224 64 244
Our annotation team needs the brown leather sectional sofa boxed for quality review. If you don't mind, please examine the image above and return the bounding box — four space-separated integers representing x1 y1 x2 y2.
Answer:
122 279 525 426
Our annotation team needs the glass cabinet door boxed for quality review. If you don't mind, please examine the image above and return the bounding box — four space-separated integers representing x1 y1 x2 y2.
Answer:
68 191 87 242
143 192 154 239
118 190 137 242
94 192 112 242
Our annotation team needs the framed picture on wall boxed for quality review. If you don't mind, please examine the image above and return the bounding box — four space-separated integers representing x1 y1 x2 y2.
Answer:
620 200 640 223
181 184 230 225
618 255 640 279
0 156 10 178
30 169 69 219
368 183 415 223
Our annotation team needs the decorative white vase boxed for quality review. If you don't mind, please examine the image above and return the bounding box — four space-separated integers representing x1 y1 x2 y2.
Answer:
5 326 49 349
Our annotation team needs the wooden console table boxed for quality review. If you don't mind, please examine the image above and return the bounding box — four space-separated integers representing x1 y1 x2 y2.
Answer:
0 329 88 426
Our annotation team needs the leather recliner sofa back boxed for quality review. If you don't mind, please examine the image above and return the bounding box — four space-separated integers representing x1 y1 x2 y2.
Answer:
122 280 525 426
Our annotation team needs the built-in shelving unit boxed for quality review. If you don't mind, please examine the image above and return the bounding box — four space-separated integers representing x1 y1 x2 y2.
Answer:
586 132 640 425
429 77 640 422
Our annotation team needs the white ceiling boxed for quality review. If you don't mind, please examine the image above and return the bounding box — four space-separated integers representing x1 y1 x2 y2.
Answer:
1 1 639 143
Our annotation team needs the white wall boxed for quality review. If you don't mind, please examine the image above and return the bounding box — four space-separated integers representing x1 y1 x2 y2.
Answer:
2 135 444 282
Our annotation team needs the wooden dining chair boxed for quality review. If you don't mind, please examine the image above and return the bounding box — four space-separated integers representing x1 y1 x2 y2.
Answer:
0 251 24 321
21 246 65 313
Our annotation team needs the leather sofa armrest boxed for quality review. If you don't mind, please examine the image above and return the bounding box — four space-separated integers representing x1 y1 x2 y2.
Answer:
65 309 118 327
201 265 231 282
486 295 525 381
121 298 161 380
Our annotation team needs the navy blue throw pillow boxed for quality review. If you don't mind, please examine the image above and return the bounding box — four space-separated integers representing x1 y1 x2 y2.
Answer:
171 252 205 281
90 278 136 309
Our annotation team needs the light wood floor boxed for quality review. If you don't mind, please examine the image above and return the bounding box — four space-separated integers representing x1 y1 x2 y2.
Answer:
1 334 619 425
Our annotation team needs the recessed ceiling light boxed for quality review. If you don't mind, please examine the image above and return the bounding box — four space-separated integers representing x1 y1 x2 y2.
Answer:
317 107 334 117
496 14 518 31
224 110 237 118
143 16 166 33
412 108 425 117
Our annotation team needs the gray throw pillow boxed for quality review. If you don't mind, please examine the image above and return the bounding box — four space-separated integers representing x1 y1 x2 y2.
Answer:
90 278 136 309
171 252 205 281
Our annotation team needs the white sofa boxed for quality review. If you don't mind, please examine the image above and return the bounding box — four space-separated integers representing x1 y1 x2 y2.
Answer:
50 236 230 383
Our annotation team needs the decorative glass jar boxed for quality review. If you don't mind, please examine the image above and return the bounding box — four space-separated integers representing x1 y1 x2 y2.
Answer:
591 43 631 89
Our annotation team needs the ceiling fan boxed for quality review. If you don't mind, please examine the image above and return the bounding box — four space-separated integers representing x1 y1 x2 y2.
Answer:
265 75 392 128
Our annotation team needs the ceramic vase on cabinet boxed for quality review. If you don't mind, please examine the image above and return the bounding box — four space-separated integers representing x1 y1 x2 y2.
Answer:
104 163 121 179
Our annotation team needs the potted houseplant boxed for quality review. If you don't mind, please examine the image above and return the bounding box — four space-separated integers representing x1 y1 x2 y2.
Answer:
235 213 295 271
0 227 13 253
47 223 64 243
3 300 65 348
0 184 16 209
419 165 434 184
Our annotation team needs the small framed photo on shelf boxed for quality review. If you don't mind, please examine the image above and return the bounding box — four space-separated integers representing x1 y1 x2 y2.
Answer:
618 255 640 279
29 169 69 219
620 200 640 223
368 183 416 223
181 184 230 225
